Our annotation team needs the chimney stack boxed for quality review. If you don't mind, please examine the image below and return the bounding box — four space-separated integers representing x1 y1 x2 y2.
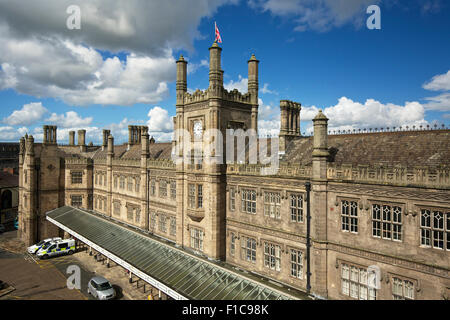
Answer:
78 129 86 152
102 129 111 149
278 100 301 155
43 125 57 145
69 131 75 146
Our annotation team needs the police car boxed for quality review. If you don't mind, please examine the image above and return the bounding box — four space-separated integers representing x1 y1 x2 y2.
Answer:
36 238 76 259
27 237 62 254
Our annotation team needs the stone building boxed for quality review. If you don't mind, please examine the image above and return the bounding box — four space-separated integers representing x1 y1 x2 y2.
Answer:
18 43 449 300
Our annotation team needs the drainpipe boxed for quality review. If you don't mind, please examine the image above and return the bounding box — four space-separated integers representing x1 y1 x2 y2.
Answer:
305 181 311 294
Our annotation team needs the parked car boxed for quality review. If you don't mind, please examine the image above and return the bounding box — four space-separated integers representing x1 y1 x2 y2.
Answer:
0 224 5 234
27 237 62 254
36 238 75 259
87 276 116 300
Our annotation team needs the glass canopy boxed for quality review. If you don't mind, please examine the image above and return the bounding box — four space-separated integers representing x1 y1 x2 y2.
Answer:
46 206 302 300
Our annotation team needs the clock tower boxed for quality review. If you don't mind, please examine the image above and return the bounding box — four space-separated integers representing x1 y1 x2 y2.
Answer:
174 42 259 260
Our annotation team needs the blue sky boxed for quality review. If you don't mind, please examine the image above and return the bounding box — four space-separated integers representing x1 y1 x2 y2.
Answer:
0 0 449 143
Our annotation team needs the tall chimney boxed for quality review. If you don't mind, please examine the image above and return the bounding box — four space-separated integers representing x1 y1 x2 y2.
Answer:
69 131 75 146
78 129 86 152
102 129 111 148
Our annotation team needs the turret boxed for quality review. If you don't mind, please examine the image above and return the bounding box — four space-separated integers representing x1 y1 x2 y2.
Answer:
26 135 35 156
248 54 259 132
107 134 114 157
176 55 187 106
19 136 25 165
312 110 329 180
209 42 223 92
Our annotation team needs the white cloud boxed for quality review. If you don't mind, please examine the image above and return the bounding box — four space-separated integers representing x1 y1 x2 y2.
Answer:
46 111 93 128
306 97 428 133
224 75 248 93
260 83 277 95
187 59 209 75
257 96 430 136
147 106 174 133
0 0 240 106
3 102 48 126
423 70 450 91
423 92 450 111
249 0 381 32
0 0 238 57
0 27 176 106
257 98 280 136
0 126 29 141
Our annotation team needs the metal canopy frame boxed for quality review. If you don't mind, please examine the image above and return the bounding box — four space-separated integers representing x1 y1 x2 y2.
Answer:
46 206 296 300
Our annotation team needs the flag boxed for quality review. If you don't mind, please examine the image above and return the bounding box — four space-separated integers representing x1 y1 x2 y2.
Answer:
215 21 222 43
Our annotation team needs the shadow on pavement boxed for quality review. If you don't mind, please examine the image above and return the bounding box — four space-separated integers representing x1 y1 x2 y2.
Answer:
112 285 123 300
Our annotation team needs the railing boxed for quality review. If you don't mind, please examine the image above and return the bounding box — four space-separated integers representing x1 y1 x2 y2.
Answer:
327 124 449 135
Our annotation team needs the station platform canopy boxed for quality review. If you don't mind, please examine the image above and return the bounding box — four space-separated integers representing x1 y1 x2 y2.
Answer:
46 206 306 300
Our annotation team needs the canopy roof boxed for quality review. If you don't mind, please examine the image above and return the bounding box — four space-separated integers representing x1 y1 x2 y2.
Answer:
46 206 306 300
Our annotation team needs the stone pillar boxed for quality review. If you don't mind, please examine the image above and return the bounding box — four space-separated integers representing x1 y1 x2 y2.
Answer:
310 109 329 298
107 135 114 217
18 136 25 239
23 135 36 246
141 132 149 230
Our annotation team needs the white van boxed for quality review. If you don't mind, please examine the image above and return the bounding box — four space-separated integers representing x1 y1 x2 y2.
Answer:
27 237 62 254
36 239 76 259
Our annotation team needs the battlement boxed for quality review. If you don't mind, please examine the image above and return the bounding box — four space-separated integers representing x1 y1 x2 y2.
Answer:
184 89 208 104
183 87 253 106
222 88 252 104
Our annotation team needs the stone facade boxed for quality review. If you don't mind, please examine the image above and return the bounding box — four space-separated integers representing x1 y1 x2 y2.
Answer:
17 43 450 300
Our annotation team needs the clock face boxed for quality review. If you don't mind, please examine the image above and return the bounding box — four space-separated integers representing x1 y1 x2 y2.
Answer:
193 121 203 138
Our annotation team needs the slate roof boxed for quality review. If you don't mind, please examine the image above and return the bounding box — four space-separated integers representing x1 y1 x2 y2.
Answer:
282 130 450 168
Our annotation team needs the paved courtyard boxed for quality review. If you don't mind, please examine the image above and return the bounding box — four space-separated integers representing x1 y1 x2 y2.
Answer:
0 231 166 300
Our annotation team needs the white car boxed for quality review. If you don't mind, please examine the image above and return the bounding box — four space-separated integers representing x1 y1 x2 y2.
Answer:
27 237 62 254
